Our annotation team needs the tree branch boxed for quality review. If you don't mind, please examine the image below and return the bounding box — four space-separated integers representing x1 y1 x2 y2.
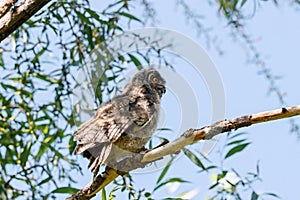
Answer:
0 0 51 42
0 0 17 18
67 105 300 200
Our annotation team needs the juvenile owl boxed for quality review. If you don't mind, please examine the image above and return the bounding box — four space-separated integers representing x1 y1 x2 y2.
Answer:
73 68 166 175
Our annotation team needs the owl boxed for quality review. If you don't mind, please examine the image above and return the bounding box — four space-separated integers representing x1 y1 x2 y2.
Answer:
73 68 166 175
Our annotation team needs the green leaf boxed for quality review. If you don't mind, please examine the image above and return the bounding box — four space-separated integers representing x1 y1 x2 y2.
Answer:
251 191 259 200
36 142 48 160
5 147 17 164
208 182 219 190
144 192 152 198
156 156 174 184
20 88 33 99
35 135 58 159
68 136 76 154
183 148 205 170
20 141 32 167
128 53 142 70
0 53 4 67
76 11 91 24
240 0 247 8
263 192 280 198
86 8 101 21
226 139 247 146
32 47 47 64
198 165 217 173
102 187 107 200
225 143 251 159
156 128 173 132
108 186 119 199
95 81 103 104
35 73 59 84
118 12 142 23
85 25 94 50
47 144 71 162
217 170 228 180
1 83 18 91
51 187 79 194
105 0 126 11
228 132 247 140
232 0 239 10
153 178 189 192
37 176 52 186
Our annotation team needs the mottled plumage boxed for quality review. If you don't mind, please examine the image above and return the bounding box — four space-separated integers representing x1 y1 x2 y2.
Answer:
73 68 166 175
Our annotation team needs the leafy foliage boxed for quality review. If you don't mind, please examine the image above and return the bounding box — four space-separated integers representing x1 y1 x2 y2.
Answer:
0 0 154 199
203 132 280 200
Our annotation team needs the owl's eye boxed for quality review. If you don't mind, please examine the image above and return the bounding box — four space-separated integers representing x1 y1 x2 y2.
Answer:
148 73 158 83
152 77 158 83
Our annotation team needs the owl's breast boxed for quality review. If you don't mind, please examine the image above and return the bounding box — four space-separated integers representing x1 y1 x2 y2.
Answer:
112 104 159 154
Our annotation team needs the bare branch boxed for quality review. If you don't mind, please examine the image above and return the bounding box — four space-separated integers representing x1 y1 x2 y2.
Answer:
67 105 300 200
0 0 51 42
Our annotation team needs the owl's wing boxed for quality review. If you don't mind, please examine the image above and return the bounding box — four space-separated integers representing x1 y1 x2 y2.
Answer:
73 87 155 174
73 99 133 155
73 100 134 174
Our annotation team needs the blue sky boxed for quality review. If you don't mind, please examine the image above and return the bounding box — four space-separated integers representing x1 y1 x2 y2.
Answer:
73 1 300 199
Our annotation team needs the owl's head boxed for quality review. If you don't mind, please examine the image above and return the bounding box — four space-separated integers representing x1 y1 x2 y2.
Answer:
144 68 166 97
125 68 166 97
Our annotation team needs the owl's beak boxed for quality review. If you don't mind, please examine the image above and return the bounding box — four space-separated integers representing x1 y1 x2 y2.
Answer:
157 84 166 97
161 85 166 94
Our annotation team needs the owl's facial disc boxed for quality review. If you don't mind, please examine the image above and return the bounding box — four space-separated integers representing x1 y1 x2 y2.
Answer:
146 70 166 97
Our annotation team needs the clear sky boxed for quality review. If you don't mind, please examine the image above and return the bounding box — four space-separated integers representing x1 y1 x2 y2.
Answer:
73 1 300 199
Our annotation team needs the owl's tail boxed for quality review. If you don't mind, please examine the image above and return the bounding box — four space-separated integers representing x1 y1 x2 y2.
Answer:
75 142 112 175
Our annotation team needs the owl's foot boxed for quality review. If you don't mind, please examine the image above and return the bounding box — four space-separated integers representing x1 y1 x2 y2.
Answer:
100 154 147 176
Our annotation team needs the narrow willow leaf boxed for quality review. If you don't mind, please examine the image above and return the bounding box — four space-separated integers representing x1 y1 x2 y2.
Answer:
156 156 175 184
183 148 205 170
102 187 107 200
263 192 280 198
32 47 47 64
118 12 142 23
153 178 189 192
128 53 142 70
20 141 32 167
225 143 251 159
37 176 52 186
240 0 247 8
228 132 247 140
51 187 79 194
208 182 219 190
226 139 247 146
75 11 91 24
